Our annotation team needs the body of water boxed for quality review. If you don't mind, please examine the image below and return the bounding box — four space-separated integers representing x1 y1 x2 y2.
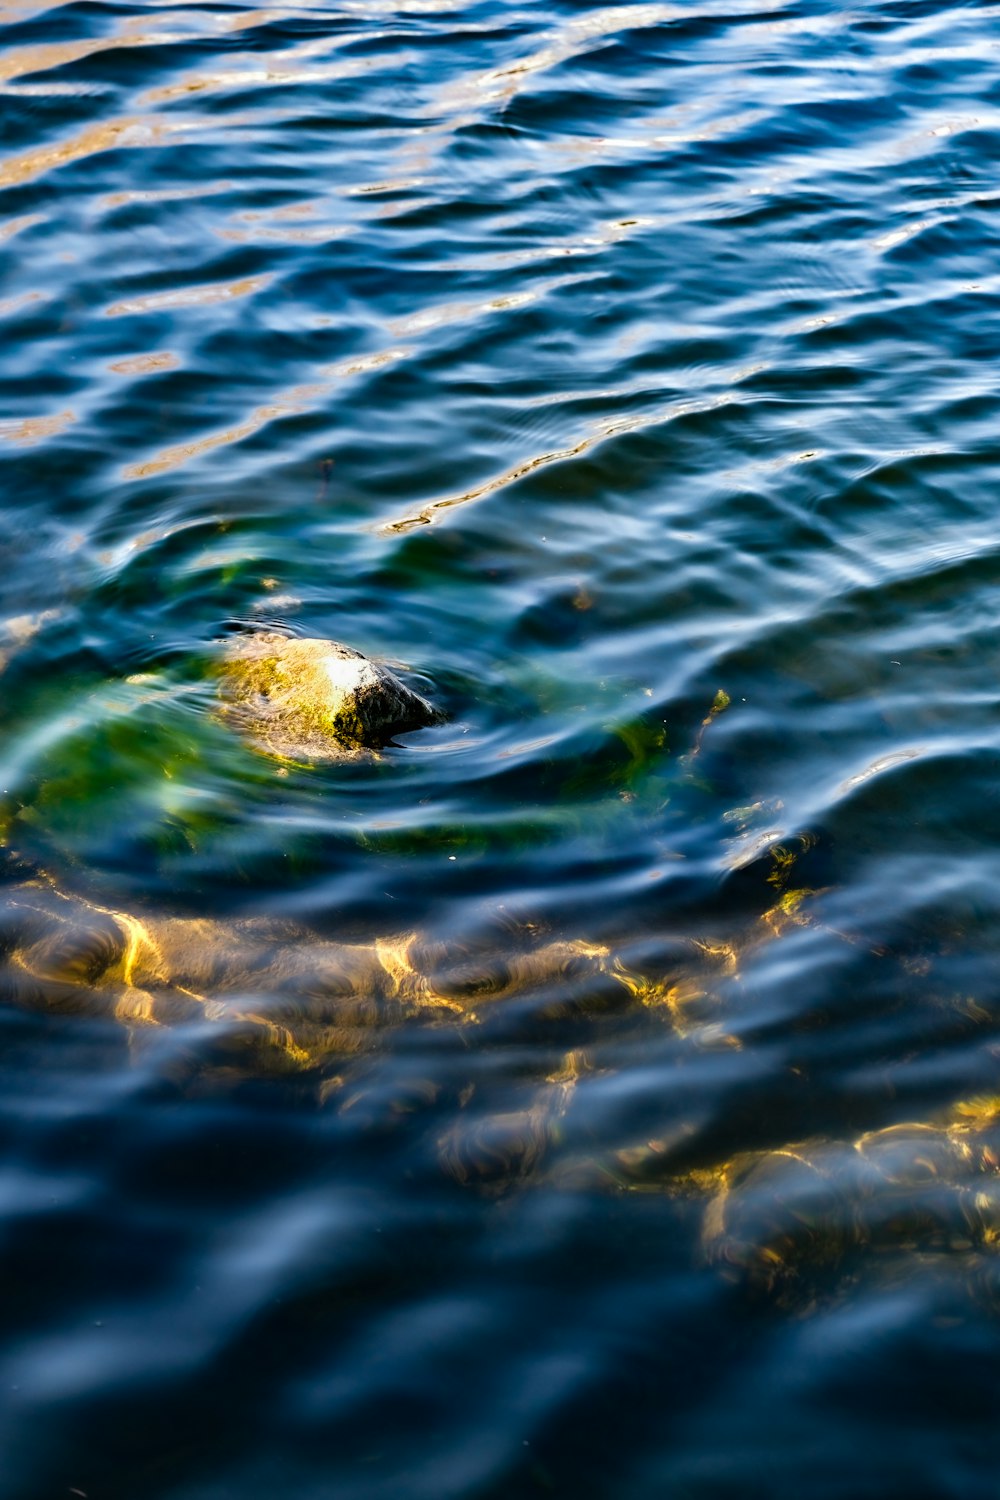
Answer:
3 1 1000 1495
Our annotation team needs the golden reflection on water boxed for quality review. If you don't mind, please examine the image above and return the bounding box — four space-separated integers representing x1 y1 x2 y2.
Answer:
0 111 227 189
0 610 62 675
105 272 272 318
1 31 171 85
0 289 44 320
0 117 143 188
1 609 61 646
379 389 742 532
122 386 320 479
387 285 545 336
217 198 349 246
0 8 285 85
122 345 409 478
0 0 58 20
81 197 666 483
0 410 75 446
243 201 316 220
102 180 236 208
108 351 180 375
381 435 595 534
121 347 411 478
140 45 375 105
0 212 45 242
217 221 349 246
328 347 410 377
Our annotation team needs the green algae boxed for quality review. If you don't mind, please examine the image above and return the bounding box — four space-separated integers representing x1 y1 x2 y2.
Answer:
0 659 275 879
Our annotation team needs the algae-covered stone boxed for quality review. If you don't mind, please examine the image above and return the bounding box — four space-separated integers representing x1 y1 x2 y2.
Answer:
219 631 440 761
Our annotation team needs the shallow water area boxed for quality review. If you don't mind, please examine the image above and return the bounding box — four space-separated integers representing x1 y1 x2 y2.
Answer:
3 0 1000 1495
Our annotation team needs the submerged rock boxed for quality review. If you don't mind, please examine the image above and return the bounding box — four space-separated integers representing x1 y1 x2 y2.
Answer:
0 876 614 1084
219 630 440 761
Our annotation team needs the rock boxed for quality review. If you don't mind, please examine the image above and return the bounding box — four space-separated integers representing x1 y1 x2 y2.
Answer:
0 877 614 1085
219 631 440 761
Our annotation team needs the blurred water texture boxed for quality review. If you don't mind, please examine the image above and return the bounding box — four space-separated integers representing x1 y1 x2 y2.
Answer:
3 0 1000 1495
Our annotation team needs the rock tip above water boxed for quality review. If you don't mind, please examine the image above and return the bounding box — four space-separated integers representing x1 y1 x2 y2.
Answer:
219 630 441 760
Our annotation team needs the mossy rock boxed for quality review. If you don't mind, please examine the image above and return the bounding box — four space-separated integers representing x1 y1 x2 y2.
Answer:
219 631 440 762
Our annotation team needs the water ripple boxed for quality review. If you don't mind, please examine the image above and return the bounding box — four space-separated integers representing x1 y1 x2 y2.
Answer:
4 0 1000 1495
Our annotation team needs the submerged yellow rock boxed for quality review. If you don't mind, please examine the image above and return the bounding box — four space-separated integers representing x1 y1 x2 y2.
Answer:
219 630 440 761
0 876 614 1083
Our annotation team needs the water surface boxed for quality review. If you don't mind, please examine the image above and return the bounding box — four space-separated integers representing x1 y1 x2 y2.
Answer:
3 1 1000 1496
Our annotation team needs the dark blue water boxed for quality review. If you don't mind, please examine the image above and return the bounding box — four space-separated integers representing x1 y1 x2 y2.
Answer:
4 1 1000 1495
